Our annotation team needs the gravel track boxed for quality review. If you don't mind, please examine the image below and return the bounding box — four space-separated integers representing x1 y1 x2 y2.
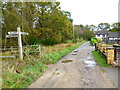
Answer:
28 42 116 88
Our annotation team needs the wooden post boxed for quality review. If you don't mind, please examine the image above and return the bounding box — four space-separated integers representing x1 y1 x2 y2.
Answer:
114 47 117 62
39 45 41 58
4 37 7 50
17 27 23 59
106 47 114 65
6 27 28 59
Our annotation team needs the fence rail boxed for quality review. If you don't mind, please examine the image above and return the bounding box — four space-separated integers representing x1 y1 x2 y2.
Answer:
95 43 120 66
0 45 41 58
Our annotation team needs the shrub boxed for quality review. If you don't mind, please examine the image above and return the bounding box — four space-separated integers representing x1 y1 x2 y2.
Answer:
90 37 98 46
28 37 41 45
72 38 80 43
65 40 73 43
65 38 82 43
41 38 56 46
96 38 103 43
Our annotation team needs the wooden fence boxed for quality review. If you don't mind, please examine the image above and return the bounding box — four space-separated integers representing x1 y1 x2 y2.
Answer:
114 45 120 66
0 45 41 58
95 43 120 66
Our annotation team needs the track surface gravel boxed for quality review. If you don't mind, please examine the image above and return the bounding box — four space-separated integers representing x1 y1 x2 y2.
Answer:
28 42 116 88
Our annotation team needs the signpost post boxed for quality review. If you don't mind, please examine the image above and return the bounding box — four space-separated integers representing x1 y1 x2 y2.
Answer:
6 27 28 59
17 27 23 59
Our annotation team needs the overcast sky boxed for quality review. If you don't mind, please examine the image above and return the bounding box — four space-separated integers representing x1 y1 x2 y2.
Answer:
59 0 119 26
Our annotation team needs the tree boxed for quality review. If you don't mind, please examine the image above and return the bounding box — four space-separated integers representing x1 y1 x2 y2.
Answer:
110 22 120 32
88 24 97 31
2 2 73 46
75 24 94 40
98 23 110 31
34 2 72 44
63 11 73 22
2 2 37 46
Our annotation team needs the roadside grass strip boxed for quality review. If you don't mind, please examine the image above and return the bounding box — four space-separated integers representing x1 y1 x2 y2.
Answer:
92 50 110 67
41 41 85 64
3 62 47 88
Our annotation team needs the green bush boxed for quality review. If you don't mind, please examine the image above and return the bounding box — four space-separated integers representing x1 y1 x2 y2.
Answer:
96 38 103 42
65 38 83 43
65 40 73 43
90 37 98 46
72 38 80 43
41 38 56 46
90 37 103 46
28 37 41 45
91 37 97 40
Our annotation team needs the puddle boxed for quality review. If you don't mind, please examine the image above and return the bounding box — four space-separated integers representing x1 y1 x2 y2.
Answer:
53 72 60 75
86 64 95 67
55 69 58 71
73 49 79 52
87 57 91 59
72 53 77 55
61 60 73 63
84 82 89 85
85 67 90 70
83 61 96 67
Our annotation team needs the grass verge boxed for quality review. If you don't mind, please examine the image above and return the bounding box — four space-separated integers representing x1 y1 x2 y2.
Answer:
3 62 48 88
41 41 85 64
2 41 86 88
92 50 110 67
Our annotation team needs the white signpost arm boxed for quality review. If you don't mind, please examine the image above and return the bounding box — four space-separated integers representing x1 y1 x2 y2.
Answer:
17 27 23 59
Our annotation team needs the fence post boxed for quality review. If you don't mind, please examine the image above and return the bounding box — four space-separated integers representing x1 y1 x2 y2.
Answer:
113 45 120 66
106 47 114 65
94 43 97 51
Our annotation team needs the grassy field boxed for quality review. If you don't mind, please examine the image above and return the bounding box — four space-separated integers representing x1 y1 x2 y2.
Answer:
92 50 110 67
2 41 86 88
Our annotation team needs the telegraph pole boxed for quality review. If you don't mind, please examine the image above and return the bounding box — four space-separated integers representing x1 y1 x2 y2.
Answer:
73 22 74 40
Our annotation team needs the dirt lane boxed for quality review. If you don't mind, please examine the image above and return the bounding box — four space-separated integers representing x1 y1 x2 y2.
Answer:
28 42 116 88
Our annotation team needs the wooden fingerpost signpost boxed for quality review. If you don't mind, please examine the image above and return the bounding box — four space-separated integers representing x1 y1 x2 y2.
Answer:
6 27 28 59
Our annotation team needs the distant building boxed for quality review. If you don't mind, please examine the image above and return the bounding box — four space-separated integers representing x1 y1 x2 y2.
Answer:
106 32 120 44
95 31 120 44
95 31 109 38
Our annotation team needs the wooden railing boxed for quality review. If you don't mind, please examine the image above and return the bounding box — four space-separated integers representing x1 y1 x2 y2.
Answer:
95 43 120 66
